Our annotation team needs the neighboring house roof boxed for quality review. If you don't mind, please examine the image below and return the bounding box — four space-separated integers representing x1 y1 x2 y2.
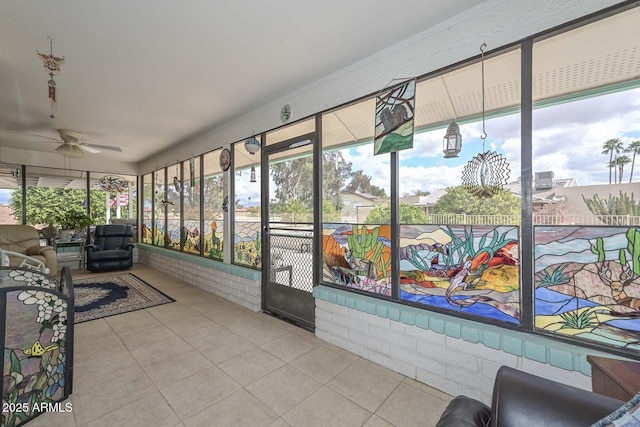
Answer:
341 190 382 202
554 178 578 188
398 190 448 207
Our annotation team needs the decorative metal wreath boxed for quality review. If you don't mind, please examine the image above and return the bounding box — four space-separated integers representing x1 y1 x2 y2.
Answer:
461 150 510 198
98 175 128 193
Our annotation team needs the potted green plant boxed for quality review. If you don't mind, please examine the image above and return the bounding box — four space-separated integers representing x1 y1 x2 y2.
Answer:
41 216 59 240
56 211 94 240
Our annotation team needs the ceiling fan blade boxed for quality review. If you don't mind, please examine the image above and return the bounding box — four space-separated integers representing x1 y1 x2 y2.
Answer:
4 129 61 141
83 143 122 152
31 140 62 144
79 145 101 154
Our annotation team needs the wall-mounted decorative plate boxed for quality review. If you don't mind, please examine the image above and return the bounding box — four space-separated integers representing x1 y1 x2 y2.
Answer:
219 148 231 171
281 104 291 123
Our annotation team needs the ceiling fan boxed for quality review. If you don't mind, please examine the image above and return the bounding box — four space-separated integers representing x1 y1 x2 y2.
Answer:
6 128 122 158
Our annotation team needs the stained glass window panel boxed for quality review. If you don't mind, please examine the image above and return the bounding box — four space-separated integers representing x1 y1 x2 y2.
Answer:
202 150 224 260
142 173 153 244
183 157 201 255
535 226 640 350
165 163 181 250
152 169 166 246
234 141 261 268
400 224 520 324
321 99 391 295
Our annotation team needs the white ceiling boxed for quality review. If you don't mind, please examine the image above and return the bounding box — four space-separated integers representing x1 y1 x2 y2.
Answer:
0 0 483 166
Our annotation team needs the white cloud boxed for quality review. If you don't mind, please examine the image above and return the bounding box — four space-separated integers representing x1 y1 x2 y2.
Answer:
342 144 391 191
399 164 464 193
531 88 640 184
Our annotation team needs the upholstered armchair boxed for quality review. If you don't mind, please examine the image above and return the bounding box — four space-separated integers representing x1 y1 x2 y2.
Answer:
0 225 57 274
85 224 134 272
435 366 624 427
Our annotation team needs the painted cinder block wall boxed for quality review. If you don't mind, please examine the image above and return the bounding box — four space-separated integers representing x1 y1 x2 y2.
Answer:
137 245 261 311
314 285 617 403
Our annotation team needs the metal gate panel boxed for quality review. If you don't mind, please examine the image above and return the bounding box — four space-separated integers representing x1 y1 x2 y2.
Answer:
265 225 315 330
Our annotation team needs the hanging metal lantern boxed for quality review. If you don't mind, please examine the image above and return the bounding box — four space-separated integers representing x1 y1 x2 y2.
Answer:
443 120 462 158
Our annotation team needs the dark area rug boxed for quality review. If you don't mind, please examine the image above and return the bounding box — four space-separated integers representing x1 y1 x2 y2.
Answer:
74 273 175 323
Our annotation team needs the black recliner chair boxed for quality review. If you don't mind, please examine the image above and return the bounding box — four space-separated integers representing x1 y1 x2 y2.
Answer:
435 366 624 427
85 224 134 272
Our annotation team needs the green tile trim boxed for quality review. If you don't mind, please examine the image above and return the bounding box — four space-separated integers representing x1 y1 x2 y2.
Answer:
444 322 461 339
313 285 615 375
502 335 523 356
137 244 261 281
525 341 548 363
461 326 480 343
482 330 501 350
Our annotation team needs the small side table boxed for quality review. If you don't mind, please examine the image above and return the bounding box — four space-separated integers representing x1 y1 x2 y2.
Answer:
53 238 86 271
587 355 640 401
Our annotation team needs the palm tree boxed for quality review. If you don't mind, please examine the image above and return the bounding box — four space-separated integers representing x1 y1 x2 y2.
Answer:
602 138 624 184
607 160 617 183
625 140 640 183
615 155 632 183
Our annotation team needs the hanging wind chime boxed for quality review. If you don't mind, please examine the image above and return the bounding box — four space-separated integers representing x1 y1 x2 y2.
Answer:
36 36 65 119
173 163 182 193
461 43 510 198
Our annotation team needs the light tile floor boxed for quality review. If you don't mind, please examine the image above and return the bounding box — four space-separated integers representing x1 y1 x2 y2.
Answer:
28 264 452 427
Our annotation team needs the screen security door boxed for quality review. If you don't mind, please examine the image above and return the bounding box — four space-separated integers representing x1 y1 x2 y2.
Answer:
263 135 315 330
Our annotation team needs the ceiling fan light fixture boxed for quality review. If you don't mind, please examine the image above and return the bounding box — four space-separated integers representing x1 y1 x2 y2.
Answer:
55 143 84 158
58 129 82 144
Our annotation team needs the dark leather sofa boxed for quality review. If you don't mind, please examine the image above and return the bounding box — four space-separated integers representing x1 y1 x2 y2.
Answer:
436 366 625 427
85 224 134 272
